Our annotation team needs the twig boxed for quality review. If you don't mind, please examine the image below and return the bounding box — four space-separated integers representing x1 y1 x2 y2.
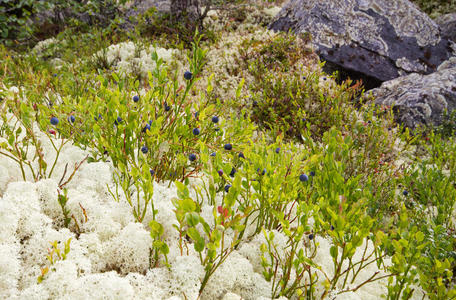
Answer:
58 155 88 189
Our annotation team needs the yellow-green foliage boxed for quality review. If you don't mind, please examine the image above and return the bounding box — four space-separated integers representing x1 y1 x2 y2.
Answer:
411 0 456 18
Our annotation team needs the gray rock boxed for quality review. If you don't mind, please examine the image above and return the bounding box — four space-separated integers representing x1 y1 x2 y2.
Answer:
436 13 456 42
31 2 119 29
124 0 171 18
370 57 456 129
269 0 455 89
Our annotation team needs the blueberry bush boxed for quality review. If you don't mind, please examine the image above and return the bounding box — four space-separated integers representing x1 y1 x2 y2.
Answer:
0 1 455 299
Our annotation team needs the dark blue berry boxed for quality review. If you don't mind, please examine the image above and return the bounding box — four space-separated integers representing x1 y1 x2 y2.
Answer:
210 152 216 157
302 76 306 80
309 233 314 240
193 128 200 135
164 102 171 111
149 120 153 126
252 101 258 107
133 95 140 102
68 115 75 123
309 171 315 177
299 174 309 182
218 169 223 176
141 146 148 154
403 190 408 196
189 153 197 161
257 168 266 175
215 127 220 132
194 111 199 119
212 116 219 123
114 116 122 125
95 114 102 121
150 169 155 176
50 117 59 125
224 144 232 151
238 152 245 159
224 184 232 193
143 124 151 132
229 168 236 177
184 71 193 80
330 225 335 231
275 147 280 153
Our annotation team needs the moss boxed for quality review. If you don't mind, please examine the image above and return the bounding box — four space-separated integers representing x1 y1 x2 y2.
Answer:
410 0 456 18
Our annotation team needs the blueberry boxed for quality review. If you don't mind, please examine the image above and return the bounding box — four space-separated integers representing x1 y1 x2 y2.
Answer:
193 128 200 135
218 169 223 176
224 184 232 193
184 71 193 80
403 190 408 196
164 102 171 111
309 171 315 177
215 127 220 132
330 225 335 231
309 233 314 240
368 120 372 124
238 152 245 159
210 152 216 157
212 116 219 123
388 127 392 131
115 116 122 125
252 101 258 107
322 77 327 81
133 95 140 102
257 168 266 175
68 115 75 123
224 143 233 151
275 147 280 154
95 114 102 121
189 153 197 161
141 146 148 154
229 167 236 177
53 73 57 77
299 174 309 182
143 124 151 132
302 76 306 80
302 118 306 122
148 120 153 126
150 169 155 176
50 117 59 125
194 111 199 119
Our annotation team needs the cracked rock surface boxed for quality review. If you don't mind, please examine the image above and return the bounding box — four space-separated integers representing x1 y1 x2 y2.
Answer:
369 57 456 129
269 0 455 89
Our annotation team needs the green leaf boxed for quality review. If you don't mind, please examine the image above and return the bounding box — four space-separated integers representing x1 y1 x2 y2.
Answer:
330 245 338 259
175 181 189 199
149 220 164 238
415 231 424 242
185 212 200 227
187 228 204 252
